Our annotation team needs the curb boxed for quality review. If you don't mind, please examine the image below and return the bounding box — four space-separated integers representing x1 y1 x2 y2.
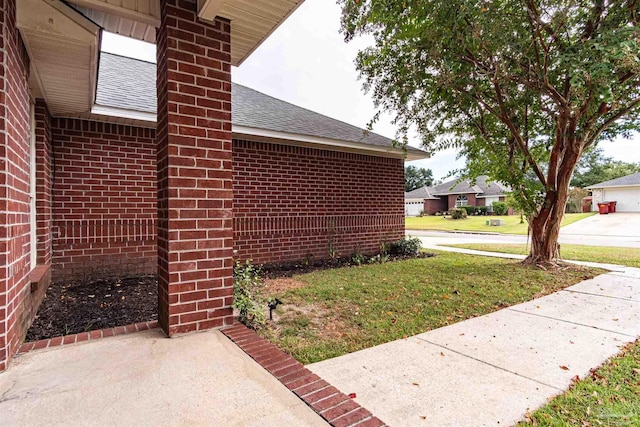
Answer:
18 321 159 354
222 323 387 427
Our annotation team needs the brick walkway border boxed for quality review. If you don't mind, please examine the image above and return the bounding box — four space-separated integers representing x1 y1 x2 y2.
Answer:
222 323 387 427
18 321 159 354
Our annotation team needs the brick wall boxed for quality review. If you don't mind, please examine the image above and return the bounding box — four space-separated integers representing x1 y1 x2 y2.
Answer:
50 134 405 274
0 0 32 372
233 140 405 264
448 193 477 209
424 198 447 215
51 119 157 281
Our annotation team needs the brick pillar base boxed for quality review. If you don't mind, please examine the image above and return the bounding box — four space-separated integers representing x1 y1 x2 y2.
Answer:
156 0 234 335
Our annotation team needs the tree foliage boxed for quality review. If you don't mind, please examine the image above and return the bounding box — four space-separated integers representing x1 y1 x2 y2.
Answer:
405 165 434 191
571 147 640 187
340 0 640 264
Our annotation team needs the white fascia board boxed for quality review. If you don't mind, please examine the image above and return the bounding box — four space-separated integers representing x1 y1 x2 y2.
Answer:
86 108 425 160
91 105 157 122
475 194 506 198
233 125 415 159
588 184 640 190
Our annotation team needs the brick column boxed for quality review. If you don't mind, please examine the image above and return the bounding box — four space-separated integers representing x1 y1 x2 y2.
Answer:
156 0 234 336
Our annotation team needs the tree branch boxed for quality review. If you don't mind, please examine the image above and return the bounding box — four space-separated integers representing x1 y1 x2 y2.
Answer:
584 97 640 149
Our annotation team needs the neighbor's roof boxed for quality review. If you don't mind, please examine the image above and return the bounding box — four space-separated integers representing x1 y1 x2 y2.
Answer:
587 172 640 189
404 175 510 200
404 186 439 200
96 53 427 158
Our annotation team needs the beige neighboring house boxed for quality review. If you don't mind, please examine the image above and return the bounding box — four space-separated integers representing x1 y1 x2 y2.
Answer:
588 172 640 212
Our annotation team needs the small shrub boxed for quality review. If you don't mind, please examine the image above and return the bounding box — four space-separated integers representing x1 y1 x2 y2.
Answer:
351 252 366 266
450 207 468 219
233 259 265 329
418 210 425 217
369 254 390 264
475 206 488 215
492 201 509 215
389 236 422 256
435 211 443 216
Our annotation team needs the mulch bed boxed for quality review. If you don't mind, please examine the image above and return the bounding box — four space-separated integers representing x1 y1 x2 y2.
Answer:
261 252 435 278
25 275 158 342
26 252 434 341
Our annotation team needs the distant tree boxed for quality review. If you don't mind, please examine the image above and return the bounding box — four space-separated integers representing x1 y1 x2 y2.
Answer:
571 148 640 188
404 166 434 192
340 0 640 266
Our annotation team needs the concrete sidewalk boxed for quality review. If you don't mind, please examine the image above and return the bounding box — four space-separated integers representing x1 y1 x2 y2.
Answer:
308 269 640 426
0 329 328 427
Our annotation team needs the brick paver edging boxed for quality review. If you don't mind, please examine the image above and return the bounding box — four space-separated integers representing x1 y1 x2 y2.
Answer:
17 321 159 354
222 323 387 427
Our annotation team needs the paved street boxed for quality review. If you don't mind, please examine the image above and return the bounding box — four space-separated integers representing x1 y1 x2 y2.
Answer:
407 229 640 249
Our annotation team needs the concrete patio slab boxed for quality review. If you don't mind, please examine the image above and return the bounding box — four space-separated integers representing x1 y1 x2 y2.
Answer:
415 309 629 390
0 329 328 427
510 288 640 337
308 337 557 427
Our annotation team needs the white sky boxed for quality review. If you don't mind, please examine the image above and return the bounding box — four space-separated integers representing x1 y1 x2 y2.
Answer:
101 0 639 181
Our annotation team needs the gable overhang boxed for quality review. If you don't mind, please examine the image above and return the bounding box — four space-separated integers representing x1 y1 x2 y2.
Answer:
17 0 101 116
66 0 305 66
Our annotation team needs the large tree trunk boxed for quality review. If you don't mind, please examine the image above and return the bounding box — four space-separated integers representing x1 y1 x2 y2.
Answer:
525 141 580 266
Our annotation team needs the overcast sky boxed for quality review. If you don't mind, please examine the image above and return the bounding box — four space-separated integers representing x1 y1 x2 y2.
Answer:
101 0 639 181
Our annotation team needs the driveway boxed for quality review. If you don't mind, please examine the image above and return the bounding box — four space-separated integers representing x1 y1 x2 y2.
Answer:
560 212 640 237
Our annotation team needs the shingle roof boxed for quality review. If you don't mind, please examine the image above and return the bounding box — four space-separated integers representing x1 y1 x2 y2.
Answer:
404 186 438 200
404 175 510 200
588 172 640 188
96 52 426 156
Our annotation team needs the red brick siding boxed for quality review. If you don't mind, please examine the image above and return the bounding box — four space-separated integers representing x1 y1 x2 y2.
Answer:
448 193 477 209
423 198 447 215
156 0 234 335
35 99 51 265
233 140 405 264
0 0 32 372
51 118 157 281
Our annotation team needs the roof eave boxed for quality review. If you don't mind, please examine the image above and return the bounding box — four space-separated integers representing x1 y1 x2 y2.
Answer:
587 183 640 189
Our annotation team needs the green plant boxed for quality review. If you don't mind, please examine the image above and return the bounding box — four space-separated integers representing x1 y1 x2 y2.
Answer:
492 201 509 216
450 207 467 219
379 240 390 256
389 236 422 256
369 254 390 264
233 259 265 329
351 252 366 266
418 210 425 217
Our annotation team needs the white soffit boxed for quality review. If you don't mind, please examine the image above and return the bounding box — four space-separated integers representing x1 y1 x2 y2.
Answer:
66 0 304 66
18 0 100 116
203 0 305 65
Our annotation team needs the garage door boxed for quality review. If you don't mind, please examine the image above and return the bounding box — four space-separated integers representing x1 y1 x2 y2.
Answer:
405 201 423 216
603 188 640 212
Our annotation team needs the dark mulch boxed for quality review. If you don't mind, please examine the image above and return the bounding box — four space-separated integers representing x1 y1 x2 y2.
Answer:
26 252 434 341
26 275 158 342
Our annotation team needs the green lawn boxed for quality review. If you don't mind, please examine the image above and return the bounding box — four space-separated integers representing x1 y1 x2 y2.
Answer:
447 243 640 268
405 212 595 235
261 251 599 364
518 339 640 426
